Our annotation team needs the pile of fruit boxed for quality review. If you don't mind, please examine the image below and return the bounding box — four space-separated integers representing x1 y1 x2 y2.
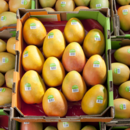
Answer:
0 37 16 106
19 16 108 117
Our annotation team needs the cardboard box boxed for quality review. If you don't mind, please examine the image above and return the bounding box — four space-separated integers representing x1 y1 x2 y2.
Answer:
12 8 114 123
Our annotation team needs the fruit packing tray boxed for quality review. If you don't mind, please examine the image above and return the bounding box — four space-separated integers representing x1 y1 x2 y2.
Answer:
12 8 114 122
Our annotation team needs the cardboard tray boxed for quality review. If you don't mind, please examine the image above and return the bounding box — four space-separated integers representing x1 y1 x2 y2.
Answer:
12 8 114 123
110 0 130 37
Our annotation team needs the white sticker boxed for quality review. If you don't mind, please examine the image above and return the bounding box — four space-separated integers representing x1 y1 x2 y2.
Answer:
123 9 128 15
61 1 66 7
24 122 29 124
48 95 55 103
21 0 27 5
25 83 31 91
96 4 101 8
120 104 126 110
0 88 6 92
69 49 76 56
50 63 56 70
93 61 100 68
48 32 54 39
63 122 69 128
114 68 120 74
13 44 15 50
30 23 36 29
24 51 28 58
96 96 103 104
2 57 8 63
71 20 77 25
1 16 6 21
95 34 101 41
72 85 79 93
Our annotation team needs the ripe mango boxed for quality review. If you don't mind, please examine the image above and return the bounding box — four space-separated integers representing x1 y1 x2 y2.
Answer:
9 0 31 13
0 0 8 14
81 126 97 130
0 52 15 73
114 98 130 119
42 88 68 117
23 18 47 46
116 0 130 5
39 0 56 8
74 6 89 11
0 39 6 52
114 46 130 66
112 63 129 85
0 87 12 106
62 42 86 72
45 126 57 130
64 18 85 44
43 29 66 58
83 29 105 57
62 71 87 101
7 37 16 55
57 122 81 130
119 81 130 100
55 0 75 11
20 70 46 104
43 8 55 12
22 45 44 73
90 0 109 9
21 122 43 130
0 12 17 28
42 57 65 87
83 54 106 86
118 5 130 31
0 73 5 87
81 84 107 115
74 0 90 6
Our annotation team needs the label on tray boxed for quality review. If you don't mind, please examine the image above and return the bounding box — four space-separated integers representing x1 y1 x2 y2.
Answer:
71 20 77 25
93 61 100 68
72 85 79 93
30 23 36 29
96 4 101 9
48 95 55 103
120 104 126 110
125 86 130 92
24 51 28 58
13 44 15 50
69 49 76 56
61 1 66 7
2 57 8 63
21 0 27 5
95 34 101 41
50 63 57 70
114 68 120 74
127 49 130 53
96 96 103 104
48 32 54 39
25 83 31 91
24 122 29 124
63 122 69 128
123 9 128 15
0 88 6 92
1 16 6 21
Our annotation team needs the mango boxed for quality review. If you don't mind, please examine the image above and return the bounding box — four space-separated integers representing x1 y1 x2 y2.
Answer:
74 0 90 6
7 37 16 55
90 0 109 9
0 73 5 87
0 52 15 73
57 122 81 130
42 88 68 117
0 39 6 52
42 57 65 87
39 0 56 8
62 71 86 101
112 63 129 85
64 18 85 44
43 29 66 58
74 6 89 11
21 122 43 130
43 7 55 12
22 45 44 73
0 12 17 28
62 42 86 72
81 84 107 115
9 0 31 13
116 0 130 5
23 17 47 46
114 46 130 66
20 70 46 104
114 98 130 119
0 0 8 14
0 87 12 106
45 126 57 130
83 29 105 57
5 69 14 89
117 5 130 31
55 0 75 11
83 54 106 86
81 126 97 130
119 81 130 100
